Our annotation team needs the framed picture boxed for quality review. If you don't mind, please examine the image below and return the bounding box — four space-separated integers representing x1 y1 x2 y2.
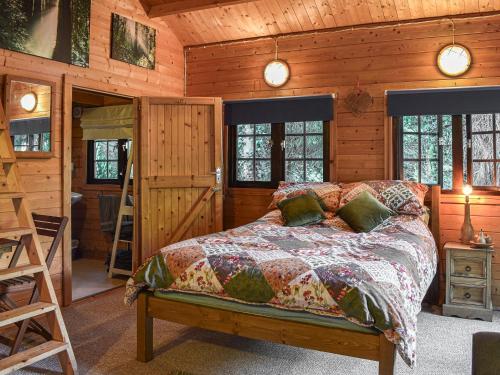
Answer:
0 0 91 67
111 13 156 70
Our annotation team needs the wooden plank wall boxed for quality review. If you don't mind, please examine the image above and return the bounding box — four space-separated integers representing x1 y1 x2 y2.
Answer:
185 15 500 307
0 0 184 305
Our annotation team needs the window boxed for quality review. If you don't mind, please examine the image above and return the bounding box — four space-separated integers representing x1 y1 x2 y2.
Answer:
398 115 453 190
12 133 50 152
87 139 131 184
229 121 329 187
396 113 500 191
464 114 500 187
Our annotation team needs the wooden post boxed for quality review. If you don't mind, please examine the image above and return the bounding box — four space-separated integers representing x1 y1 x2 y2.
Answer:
378 335 396 375
137 292 153 362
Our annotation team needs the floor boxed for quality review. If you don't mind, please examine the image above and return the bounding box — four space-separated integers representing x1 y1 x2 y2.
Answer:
3 288 500 375
72 258 126 301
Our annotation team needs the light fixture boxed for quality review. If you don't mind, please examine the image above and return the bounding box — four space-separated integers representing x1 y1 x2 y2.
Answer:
437 20 471 77
264 39 290 88
20 92 37 112
460 184 474 244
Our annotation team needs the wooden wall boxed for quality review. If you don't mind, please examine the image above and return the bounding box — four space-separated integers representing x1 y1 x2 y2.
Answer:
0 0 184 305
185 15 500 307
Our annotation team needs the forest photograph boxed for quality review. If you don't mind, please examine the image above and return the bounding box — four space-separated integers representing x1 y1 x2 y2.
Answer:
111 13 156 70
0 0 90 67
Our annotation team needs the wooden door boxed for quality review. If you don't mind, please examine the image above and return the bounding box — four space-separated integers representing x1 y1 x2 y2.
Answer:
136 97 223 262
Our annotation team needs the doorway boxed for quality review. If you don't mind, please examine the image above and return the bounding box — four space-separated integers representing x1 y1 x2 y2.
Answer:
70 88 133 301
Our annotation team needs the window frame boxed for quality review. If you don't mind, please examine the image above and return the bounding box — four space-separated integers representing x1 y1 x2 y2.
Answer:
228 121 330 188
393 114 500 194
87 139 130 185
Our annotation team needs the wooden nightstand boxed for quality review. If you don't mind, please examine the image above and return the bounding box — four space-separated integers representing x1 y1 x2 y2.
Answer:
443 242 494 322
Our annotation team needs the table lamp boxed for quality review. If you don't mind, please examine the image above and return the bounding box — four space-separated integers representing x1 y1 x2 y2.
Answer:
460 184 474 244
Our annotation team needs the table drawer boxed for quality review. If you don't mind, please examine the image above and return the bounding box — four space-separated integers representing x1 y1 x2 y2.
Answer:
451 255 486 278
450 284 486 306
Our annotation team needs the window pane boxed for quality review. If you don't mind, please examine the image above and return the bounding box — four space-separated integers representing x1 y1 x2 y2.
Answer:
306 160 323 182
237 124 254 135
442 115 452 127
403 116 418 132
421 160 439 184
403 134 419 159
286 160 304 182
95 161 108 179
237 136 254 158
472 133 493 160
237 160 254 181
107 141 118 160
108 161 118 179
403 161 419 182
471 114 493 132
95 141 107 160
497 114 500 131
421 115 438 133
462 115 468 184
42 133 50 152
497 134 500 159
255 136 271 158
472 161 494 186
421 135 438 159
305 121 323 133
255 123 271 134
285 122 304 134
305 135 323 158
285 136 304 159
255 160 271 181
443 145 453 190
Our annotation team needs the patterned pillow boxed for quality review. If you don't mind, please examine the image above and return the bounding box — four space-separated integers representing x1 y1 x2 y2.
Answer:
339 180 428 216
269 182 342 212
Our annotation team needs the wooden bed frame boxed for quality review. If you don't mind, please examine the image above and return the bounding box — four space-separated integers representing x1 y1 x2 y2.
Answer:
136 186 441 375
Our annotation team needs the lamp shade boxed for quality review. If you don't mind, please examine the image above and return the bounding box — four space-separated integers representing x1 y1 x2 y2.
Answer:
437 44 471 77
264 59 290 88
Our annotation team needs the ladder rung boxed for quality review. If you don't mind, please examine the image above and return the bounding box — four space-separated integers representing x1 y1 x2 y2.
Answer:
0 340 68 374
0 192 25 200
121 206 133 216
109 267 132 277
0 302 56 328
0 158 15 165
0 227 33 239
0 265 45 282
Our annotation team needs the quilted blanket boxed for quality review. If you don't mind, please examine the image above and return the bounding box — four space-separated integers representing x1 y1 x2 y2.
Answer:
125 211 437 367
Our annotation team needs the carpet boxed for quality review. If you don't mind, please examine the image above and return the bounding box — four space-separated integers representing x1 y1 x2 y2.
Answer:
2 288 499 375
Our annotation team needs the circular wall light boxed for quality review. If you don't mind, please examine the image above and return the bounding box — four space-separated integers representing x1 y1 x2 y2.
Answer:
437 44 471 77
20 92 38 112
264 59 290 88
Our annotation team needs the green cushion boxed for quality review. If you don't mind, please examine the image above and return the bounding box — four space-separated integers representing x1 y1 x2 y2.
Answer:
277 193 326 227
336 191 395 233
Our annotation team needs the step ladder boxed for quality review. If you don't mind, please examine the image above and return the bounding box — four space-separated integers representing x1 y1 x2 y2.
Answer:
108 142 133 278
0 102 77 374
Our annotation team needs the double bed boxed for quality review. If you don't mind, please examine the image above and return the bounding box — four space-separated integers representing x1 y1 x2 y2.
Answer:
127 184 440 375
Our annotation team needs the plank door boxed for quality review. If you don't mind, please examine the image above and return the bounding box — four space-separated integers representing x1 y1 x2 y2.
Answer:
136 97 223 262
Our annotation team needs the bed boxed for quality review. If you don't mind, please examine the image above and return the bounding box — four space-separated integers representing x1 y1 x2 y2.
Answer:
127 184 441 375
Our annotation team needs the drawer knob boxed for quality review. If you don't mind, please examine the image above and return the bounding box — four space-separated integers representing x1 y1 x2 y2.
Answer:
464 292 471 299
465 266 472 272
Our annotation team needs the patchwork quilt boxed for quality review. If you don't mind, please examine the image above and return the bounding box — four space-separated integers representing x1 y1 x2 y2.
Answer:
125 210 437 367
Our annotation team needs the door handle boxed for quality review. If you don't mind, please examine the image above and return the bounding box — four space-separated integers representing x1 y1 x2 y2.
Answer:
211 167 222 185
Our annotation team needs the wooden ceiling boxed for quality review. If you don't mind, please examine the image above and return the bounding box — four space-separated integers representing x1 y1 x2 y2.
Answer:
140 0 500 46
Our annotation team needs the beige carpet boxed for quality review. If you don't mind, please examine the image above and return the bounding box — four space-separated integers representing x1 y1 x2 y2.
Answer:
3 288 500 375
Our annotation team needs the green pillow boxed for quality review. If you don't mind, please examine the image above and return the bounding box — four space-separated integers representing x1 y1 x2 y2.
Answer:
277 193 326 227
336 191 395 233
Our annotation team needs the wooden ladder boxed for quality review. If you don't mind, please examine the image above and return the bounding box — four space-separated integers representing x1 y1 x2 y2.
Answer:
0 102 77 374
108 142 133 278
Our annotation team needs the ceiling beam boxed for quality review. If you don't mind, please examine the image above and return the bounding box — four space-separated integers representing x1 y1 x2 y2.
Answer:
147 0 255 18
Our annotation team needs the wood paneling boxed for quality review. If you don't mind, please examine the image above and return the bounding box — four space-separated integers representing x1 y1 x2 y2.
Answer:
186 15 500 307
0 0 184 305
163 0 500 45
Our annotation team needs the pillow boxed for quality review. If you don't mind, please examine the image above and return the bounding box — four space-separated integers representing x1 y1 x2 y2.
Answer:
336 191 395 233
277 193 326 227
269 181 341 212
339 180 428 216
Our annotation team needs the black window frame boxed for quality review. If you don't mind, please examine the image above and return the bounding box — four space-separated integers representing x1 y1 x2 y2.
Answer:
87 139 130 185
228 121 330 188
394 114 500 193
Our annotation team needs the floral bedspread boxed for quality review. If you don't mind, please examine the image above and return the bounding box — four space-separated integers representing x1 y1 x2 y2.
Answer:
125 211 437 367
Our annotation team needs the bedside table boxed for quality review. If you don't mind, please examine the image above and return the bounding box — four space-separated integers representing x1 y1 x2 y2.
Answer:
443 242 493 322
